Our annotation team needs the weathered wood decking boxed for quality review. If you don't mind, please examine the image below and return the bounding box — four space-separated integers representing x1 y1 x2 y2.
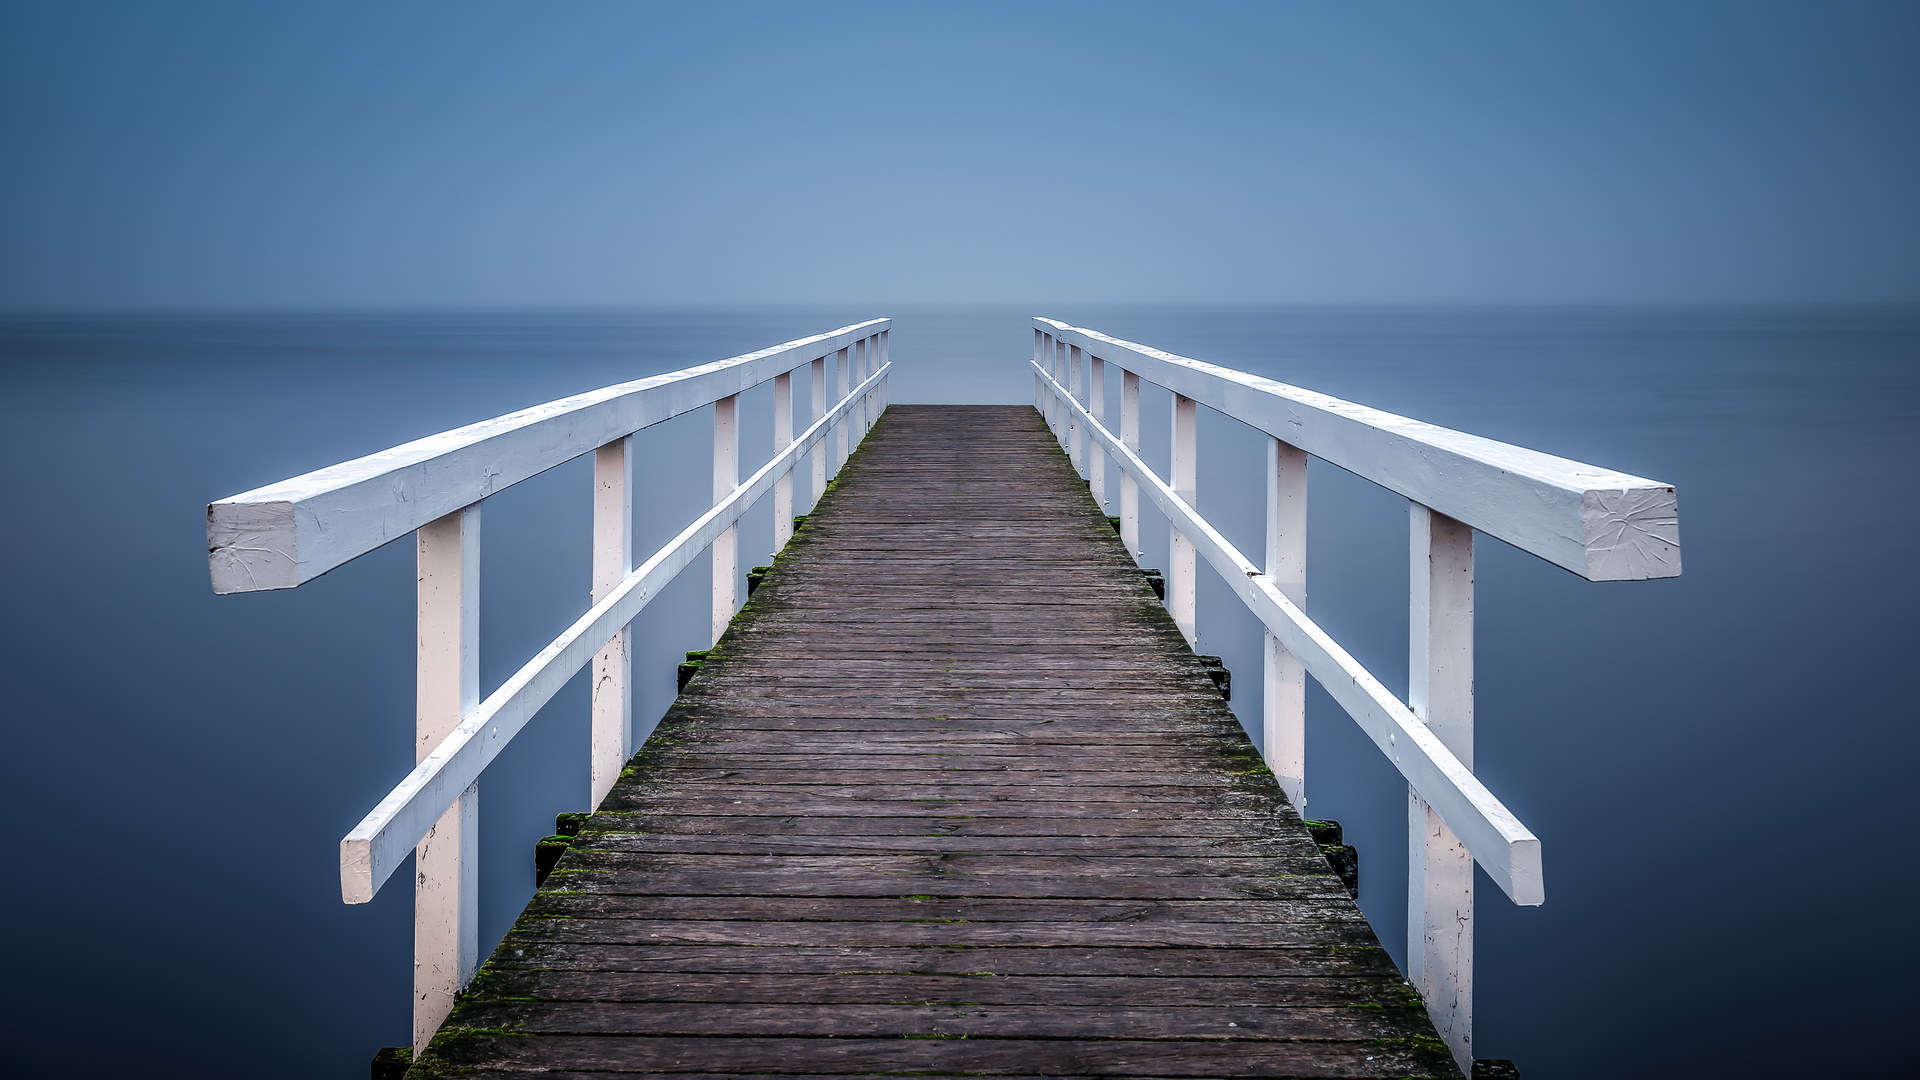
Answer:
410 405 1461 1079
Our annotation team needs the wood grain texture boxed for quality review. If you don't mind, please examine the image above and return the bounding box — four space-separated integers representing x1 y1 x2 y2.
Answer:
410 406 1460 1079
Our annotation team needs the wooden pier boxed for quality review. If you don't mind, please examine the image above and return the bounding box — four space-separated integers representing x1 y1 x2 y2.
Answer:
405 407 1461 1078
210 317 1675 1076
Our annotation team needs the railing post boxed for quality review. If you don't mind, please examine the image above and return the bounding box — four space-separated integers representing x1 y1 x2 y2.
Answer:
1264 437 1308 809
590 438 633 807
1033 329 1044 413
1056 337 1070 449
1169 393 1198 646
1042 333 1058 435
877 329 889 414
835 346 850 471
712 394 739 645
853 336 867 437
1088 355 1106 508
1409 502 1475 1070
1068 344 1084 476
773 372 794 552
1120 369 1141 559
414 503 481 1056
810 355 827 508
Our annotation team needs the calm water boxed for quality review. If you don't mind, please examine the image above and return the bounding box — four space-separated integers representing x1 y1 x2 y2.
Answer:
0 306 1914 1077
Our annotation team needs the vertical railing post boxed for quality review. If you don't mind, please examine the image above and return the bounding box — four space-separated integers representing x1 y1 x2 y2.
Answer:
773 371 794 552
590 439 633 807
835 346 850 471
1263 438 1308 809
1068 344 1084 476
1409 502 1475 1070
877 329 889 414
810 355 827 508
1120 370 1140 559
712 394 739 646
414 503 481 1056
1056 337 1070 449
1033 329 1044 413
1088 355 1106 509
1169 393 1198 646
853 337 867 437
1042 333 1058 435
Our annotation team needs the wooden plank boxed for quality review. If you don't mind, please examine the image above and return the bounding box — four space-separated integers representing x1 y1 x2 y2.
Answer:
1041 363 1544 906
339 363 893 904
408 406 1460 1079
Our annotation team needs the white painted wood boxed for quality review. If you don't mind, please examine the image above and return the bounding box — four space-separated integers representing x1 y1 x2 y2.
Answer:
1042 332 1058 436
810 356 827 509
1033 329 1045 413
208 319 891 594
413 504 480 1055
1169 393 1198 648
835 346 850 470
1088 355 1106 508
1120 369 1141 559
1409 503 1476 1071
853 337 867 436
341 360 893 904
877 330 889 414
1264 437 1308 811
590 438 633 808
1068 344 1084 476
1035 319 1678 582
712 394 739 647
1034 360 1543 904
1057 336 1070 450
773 372 794 553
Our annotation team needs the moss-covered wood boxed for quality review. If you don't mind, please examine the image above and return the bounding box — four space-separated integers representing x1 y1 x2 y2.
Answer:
407 405 1460 1080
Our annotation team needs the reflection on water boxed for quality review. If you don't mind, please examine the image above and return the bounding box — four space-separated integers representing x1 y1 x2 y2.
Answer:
0 306 1914 1077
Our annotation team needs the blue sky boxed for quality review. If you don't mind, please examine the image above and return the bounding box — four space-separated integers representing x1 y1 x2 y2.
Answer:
2 1 1915 308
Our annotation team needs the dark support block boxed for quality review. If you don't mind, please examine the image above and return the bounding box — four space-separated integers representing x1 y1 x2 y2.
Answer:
1141 567 1165 600
553 812 589 837
371 1046 411 1080
1106 515 1122 534
1304 819 1344 846
533 834 571 886
1197 655 1231 701
1303 820 1358 896
746 565 772 597
1472 1061 1521 1079
678 650 711 693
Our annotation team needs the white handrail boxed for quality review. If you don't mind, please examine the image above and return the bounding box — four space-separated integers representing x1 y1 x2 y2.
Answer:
1031 319 1679 1070
1034 360 1541 902
207 318 890 594
209 320 890 1056
1035 318 1679 582
340 361 890 903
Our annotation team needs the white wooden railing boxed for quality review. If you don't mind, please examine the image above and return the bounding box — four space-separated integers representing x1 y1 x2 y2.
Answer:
207 320 891 1054
1030 317 1679 1071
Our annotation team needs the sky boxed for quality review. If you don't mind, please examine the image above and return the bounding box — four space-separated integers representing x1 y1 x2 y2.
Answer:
1 1 1916 309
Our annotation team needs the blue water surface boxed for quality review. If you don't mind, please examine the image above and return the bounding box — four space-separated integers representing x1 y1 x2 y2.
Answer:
0 306 1914 1077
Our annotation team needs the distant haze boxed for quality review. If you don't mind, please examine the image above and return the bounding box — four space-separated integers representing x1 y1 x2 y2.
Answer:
2 0 1916 309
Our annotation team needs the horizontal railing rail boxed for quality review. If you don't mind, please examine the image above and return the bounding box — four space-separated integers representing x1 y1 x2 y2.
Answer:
1035 360 1542 904
1036 318 1679 583
208 320 891 1055
340 360 891 903
1028 316 1678 1071
208 318 889 594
